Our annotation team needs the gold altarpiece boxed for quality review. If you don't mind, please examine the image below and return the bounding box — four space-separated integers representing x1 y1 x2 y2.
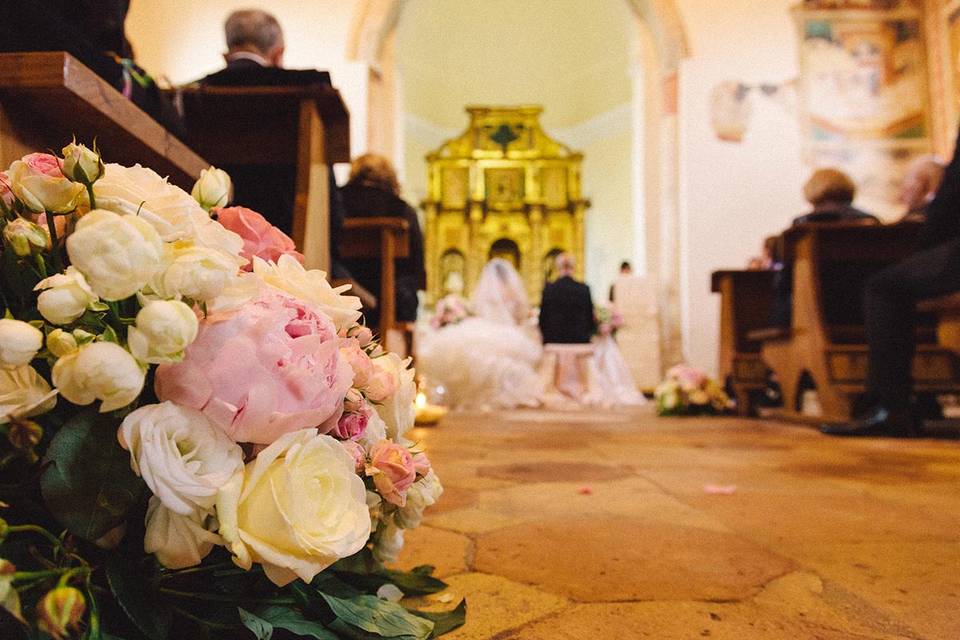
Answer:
422 106 589 304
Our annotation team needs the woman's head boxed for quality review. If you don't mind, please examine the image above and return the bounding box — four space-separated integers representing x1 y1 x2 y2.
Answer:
348 154 400 195
803 168 856 209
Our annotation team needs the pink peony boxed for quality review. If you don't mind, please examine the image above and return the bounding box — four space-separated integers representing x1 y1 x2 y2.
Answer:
370 440 416 507
332 409 369 441
215 206 303 270
155 288 353 444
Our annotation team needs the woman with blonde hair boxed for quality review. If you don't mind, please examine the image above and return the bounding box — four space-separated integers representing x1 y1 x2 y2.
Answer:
792 168 877 225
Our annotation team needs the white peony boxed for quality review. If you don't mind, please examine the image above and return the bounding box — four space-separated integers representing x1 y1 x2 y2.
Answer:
120 402 243 514
191 167 232 210
217 429 371 587
150 244 242 302
0 319 43 369
144 497 221 570
94 163 243 256
128 300 199 364
204 271 259 315
52 341 145 412
0 365 57 425
253 256 362 332
394 470 443 529
34 267 99 325
65 210 163 301
372 352 417 443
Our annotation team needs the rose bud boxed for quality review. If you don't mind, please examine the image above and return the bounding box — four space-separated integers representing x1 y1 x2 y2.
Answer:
191 167 232 211
3 217 49 256
61 142 103 185
37 586 86 640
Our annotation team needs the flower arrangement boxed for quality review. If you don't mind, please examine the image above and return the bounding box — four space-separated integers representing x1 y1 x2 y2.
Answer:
594 302 624 337
655 364 731 416
0 144 463 639
429 295 469 330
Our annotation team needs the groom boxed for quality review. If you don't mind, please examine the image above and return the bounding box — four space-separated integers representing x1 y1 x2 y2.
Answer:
540 253 596 343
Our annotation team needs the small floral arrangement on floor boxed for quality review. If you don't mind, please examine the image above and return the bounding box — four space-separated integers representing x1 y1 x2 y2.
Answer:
594 301 624 337
0 144 463 639
429 294 469 330
655 364 731 416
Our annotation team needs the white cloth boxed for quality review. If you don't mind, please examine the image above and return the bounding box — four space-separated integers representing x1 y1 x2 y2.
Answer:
592 335 647 406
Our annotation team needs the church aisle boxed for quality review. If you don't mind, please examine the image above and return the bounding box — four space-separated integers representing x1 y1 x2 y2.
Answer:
393 408 960 639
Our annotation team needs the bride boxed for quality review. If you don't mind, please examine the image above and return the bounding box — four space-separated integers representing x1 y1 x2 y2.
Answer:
417 259 543 410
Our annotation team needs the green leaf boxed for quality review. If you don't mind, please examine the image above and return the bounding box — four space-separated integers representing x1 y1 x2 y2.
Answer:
40 410 146 542
105 547 172 640
320 594 433 640
239 608 273 640
410 600 467 638
375 570 447 596
254 606 339 640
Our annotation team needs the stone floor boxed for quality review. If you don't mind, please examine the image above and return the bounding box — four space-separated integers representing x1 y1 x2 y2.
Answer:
392 407 960 640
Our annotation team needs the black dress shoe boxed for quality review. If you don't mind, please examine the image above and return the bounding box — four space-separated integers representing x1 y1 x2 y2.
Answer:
820 406 920 438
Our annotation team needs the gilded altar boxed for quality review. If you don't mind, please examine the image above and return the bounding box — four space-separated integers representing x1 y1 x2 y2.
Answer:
422 106 589 304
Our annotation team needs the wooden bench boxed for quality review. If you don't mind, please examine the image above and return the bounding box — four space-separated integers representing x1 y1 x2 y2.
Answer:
753 221 959 421
919 292 960 355
338 217 410 346
711 269 776 415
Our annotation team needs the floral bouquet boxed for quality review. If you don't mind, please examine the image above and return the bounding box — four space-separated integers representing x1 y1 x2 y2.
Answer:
655 364 731 416
0 144 463 639
429 295 469 330
594 302 623 337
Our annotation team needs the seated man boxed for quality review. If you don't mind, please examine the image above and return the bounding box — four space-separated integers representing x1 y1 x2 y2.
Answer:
898 155 946 222
823 134 960 437
540 254 597 399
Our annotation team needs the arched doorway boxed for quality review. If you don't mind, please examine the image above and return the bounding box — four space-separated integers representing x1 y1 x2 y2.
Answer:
348 0 689 370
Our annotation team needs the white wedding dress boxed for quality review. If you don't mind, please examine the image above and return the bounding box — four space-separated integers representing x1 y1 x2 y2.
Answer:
417 260 543 410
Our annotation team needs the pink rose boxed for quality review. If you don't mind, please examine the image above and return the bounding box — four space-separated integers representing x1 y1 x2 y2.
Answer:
370 440 416 507
215 206 304 270
0 171 13 208
155 289 353 444
332 409 369 441
340 338 375 388
22 153 63 177
365 368 397 403
353 326 373 348
341 440 366 473
412 452 431 477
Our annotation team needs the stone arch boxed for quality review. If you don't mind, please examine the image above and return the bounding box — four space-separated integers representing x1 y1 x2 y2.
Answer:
348 0 690 368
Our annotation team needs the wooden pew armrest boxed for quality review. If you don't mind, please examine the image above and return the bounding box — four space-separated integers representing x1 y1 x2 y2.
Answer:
747 327 790 342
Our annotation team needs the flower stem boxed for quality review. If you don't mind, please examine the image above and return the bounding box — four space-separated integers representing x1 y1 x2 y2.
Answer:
8 524 64 551
159 587 297 606
44 212 62 273
85 184 97 211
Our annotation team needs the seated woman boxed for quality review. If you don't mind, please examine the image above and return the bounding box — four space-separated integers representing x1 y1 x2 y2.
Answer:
340 154 425 330
771 168 879 326
417 259 543 410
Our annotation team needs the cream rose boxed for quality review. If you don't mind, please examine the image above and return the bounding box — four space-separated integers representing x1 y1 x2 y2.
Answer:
253 255 362 332
372 352 416 442
46 330 78 358
34 267 100 325
0 365 57 425
52 342 145 412
217 429 370 586
150 244 241 302
0 319 43 369
8 155 84 213
128 300 199 364
61 142 103 184
191 167 232 210
120 402 243 514
66 210 163 301
144 497 221 570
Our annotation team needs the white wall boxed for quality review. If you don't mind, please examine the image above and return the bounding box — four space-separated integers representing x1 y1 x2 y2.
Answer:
675 0 805 375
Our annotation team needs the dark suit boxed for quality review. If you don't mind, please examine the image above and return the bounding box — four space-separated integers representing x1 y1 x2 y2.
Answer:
539 276 596 344
863 133 960 411
340 182 425 324
199 57 331 88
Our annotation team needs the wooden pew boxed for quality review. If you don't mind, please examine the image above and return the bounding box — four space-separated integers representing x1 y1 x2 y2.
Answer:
919 292 960 355
0 52 206 189
173 84 350 271
338 217 410 345
754 222 960 421
711 270 776 416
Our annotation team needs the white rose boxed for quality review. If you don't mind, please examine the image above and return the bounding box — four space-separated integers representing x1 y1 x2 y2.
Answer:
66 210 163 301
3 218 49 256
217 429 371 587
52 342 145 412
144 497 221 570
0 319 43 368
191 167 232 210
95 164 244 256
394 470 443 530
46 329 78 358
357 411 388 454
371 518 405 564
61 142 103 184
0 365 57 425
205 271 259 315
253 256 362 332
34 267 100 325
7 159 84 213
127 300 198 364
151 245 241 302
372 353 416 442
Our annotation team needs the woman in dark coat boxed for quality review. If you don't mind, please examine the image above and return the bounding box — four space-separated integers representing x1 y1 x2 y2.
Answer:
340 154 425 327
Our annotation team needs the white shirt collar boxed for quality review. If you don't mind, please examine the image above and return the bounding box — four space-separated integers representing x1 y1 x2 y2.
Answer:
226 51 271 67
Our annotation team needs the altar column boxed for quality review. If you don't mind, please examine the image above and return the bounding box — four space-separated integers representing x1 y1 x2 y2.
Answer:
467 200 484 288
573 201 587 281
528 204 544 297
423 200 439 302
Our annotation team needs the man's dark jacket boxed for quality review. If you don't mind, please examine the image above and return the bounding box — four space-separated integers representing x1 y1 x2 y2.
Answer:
539 275 596 344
